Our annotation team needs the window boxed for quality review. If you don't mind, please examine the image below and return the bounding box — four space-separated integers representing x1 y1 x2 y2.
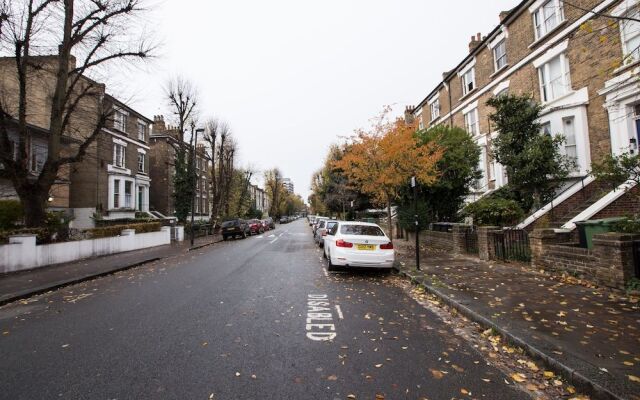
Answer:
339 224 385 236
493 39 507 71
137 120 147 141
533 0 564 39
541 122 552 136
621 8 640 62
137 153 145 173
464 108 479 136
124 181 133 208
137 186 144 211
113 179 120 208
562 117 577 161
114 110 127 132
430 99 440 121
113 143 126 168
538 54 571 102
30 143 47 173
461 68 475 95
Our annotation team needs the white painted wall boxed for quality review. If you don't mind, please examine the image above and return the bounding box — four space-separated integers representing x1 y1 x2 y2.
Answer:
0 227 172 273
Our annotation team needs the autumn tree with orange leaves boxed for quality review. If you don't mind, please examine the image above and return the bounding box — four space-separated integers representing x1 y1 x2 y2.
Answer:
335 108 442 240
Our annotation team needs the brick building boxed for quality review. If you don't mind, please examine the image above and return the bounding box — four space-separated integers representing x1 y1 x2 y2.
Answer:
149 115 211 220
411 0 640 229
0 56 152 228
249 184 270 216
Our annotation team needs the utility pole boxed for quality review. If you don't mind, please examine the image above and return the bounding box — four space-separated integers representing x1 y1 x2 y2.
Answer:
411 176 420 270
190 127 204 247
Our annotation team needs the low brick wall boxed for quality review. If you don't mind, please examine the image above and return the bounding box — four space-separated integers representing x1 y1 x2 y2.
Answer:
406 229 454 251
531 229 639 289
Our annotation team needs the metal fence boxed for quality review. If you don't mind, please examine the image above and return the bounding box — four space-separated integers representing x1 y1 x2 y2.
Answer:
464 226 479 255
494 228 531 262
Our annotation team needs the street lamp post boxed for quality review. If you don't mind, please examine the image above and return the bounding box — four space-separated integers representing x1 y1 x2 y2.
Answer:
411 176 420 270
190 127 204 247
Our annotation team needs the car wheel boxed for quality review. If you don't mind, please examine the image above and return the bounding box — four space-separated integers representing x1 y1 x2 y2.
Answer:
223 235 228 241
327 252 337 272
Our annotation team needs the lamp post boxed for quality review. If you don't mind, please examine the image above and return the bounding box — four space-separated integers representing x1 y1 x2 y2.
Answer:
411 176 420 270
190 127 204 247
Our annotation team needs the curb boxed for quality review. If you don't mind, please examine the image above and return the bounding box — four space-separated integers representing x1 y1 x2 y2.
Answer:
394 266 622 400
189 237 223 251
0 257 161 308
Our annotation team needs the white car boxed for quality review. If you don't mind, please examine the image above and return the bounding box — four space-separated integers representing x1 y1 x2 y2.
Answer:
323 221 395 271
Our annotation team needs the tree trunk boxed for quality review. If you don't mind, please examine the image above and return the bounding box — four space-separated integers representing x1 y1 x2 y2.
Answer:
20 184 48 227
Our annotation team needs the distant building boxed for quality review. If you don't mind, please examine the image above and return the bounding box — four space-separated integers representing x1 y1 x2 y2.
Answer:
282 178 294 194
149 115 210 220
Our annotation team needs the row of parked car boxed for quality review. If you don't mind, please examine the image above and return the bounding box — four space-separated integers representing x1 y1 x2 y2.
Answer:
221 217 275 240
307 215 395 272
279 215 302 224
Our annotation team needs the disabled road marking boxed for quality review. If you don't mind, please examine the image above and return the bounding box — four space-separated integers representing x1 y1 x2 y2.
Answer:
306 294 336 341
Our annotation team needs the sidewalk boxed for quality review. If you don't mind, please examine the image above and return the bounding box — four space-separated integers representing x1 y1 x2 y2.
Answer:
394 240 640 400
0 235 222 306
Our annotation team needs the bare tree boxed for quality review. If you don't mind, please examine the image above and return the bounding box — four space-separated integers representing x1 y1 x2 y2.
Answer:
0 0 153 226
203 117 236 223
165 76 198 142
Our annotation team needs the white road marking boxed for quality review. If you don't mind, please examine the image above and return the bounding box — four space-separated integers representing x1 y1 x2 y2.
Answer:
306 294 336 341
268 234 275 238
270 237 279 244
334 304 344 320
322 268 329 277
256 235 264 239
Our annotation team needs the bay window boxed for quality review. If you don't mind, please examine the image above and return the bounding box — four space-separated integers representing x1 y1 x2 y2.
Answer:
113 179 120 208
124 181 133 208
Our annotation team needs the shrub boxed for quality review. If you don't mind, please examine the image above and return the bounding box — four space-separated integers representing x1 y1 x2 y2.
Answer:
611 218 640 234
0 200 23 230
0 227 52 244
463 197 524 227
87 222 161 239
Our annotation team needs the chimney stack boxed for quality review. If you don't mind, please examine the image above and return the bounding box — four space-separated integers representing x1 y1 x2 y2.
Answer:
152 115 166 133
404 106 415 124
468 32 483 53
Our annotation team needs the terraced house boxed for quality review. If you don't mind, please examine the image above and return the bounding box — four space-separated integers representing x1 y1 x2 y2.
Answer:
0 55 152 229
411 0 640 230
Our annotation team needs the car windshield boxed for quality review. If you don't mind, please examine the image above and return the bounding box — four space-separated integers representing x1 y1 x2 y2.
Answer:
340 224 385 236
326 221 337 230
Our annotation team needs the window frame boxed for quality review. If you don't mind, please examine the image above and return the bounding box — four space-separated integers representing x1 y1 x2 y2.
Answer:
137 152 145 173
137 120 147 142
620 7 640 62
113 109 128 133
493 39 508 71
464 108 479 136
124 181 133 208
113 179 120 208
430 98 441 121
533 0 565 40
538 53 571 103
113 143 126 168
461 68 476 96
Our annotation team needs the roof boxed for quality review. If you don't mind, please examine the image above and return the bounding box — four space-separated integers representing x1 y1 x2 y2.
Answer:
412 0 531 112
105 94 153 123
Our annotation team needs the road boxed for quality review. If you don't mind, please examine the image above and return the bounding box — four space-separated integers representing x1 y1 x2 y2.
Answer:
0 219 531 400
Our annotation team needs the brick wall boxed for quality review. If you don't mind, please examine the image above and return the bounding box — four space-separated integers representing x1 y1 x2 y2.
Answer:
592 185 640 219
530 228 639 289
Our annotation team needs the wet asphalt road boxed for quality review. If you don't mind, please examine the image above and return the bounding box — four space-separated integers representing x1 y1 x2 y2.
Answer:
0 220 530 400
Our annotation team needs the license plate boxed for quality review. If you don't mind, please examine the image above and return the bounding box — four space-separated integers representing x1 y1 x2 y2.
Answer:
356 244 375 250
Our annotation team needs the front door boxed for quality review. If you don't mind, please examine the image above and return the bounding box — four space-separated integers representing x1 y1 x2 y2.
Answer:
137 186 144 211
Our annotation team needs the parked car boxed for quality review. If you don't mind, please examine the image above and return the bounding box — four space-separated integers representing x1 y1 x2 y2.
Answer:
312 217 328 237
248 219 263 235
308 215 317 226
323 221 394 271
315 220 338 248
279 216 289 224
221 219 250 240
262 217 275 230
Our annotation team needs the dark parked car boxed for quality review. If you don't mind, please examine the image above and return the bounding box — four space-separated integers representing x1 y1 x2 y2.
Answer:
279 216 289 224
262 217 275 230
221 219 250 240
248 219 263 235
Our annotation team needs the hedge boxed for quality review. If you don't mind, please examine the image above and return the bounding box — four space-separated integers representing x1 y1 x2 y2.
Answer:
87 222 162 239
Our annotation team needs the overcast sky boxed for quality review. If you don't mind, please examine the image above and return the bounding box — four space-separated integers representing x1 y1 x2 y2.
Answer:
119 0 517 202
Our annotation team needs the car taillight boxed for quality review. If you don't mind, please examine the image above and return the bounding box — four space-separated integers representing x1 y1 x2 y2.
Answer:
380 242 393 250
336 239 353 248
